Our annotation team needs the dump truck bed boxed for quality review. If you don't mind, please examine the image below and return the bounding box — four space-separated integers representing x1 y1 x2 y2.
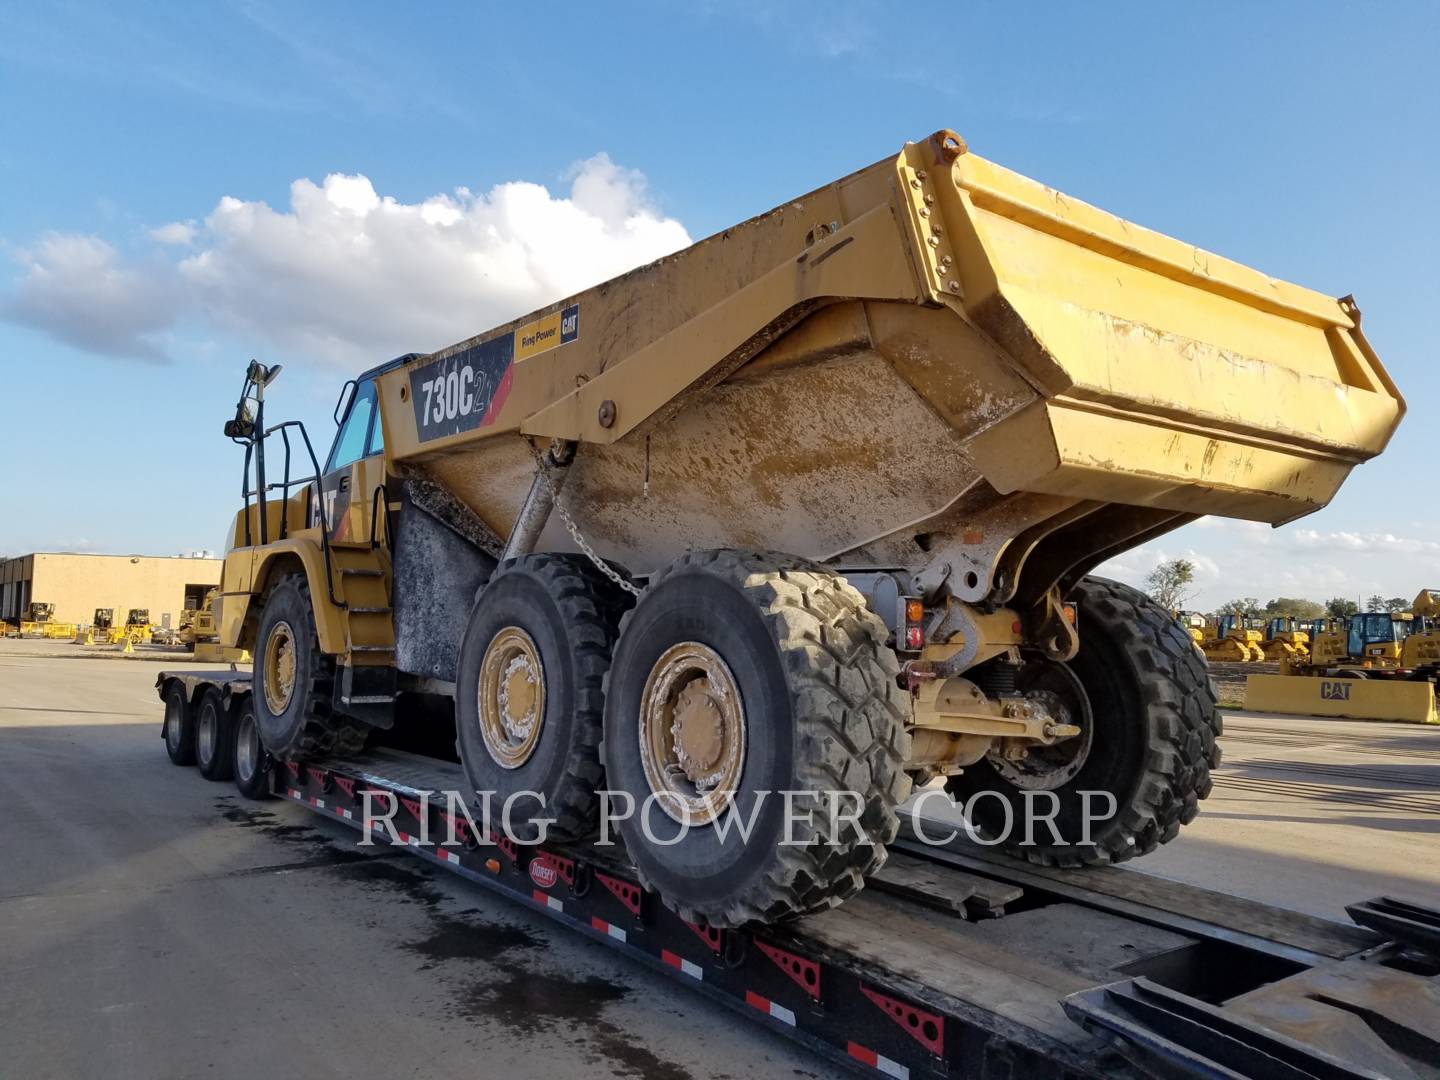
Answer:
372 129 1401 594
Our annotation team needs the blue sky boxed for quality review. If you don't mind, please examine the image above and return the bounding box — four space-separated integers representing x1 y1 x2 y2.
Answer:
1 1 1436 610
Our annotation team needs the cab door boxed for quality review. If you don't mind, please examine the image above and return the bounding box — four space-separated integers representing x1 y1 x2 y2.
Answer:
320 378 384 545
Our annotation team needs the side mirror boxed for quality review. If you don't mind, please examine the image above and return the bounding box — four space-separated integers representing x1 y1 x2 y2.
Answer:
225 402 255 439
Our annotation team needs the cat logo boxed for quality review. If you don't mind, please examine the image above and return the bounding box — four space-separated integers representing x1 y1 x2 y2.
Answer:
1320 680 1352 701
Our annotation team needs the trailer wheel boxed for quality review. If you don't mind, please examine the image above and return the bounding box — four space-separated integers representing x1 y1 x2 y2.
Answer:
603 550 911 928
253 573 368 760
233 699 273 800
195 687 236 781
162 680 196 766
946 576 1221 867
455 555 631 842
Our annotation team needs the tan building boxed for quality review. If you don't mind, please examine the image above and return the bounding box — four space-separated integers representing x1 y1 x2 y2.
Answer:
0 552 223 629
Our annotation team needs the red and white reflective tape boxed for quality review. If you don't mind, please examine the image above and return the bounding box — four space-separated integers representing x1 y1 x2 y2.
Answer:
435 848 461 866
589 916 627 943
337 808 353 821
532 890 564 913
744 990 796 1027
288 789 303 800
660 950 703 981
847 1042 908 1079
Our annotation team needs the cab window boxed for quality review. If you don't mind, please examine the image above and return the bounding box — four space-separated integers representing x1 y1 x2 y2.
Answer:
365 404 385 456
326 379 377 472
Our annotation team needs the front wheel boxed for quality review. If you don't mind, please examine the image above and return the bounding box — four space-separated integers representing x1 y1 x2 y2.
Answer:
947 576 1221 867
252 573 368 760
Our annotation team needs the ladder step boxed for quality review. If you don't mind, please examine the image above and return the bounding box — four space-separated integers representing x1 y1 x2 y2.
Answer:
341 568 384 577
350 645 395 653
350 606 393 614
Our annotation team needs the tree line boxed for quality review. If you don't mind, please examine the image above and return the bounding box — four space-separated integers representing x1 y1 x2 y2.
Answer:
1142 558 1407 619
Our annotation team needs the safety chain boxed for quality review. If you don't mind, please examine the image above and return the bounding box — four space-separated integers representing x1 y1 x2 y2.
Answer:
529 442 642 598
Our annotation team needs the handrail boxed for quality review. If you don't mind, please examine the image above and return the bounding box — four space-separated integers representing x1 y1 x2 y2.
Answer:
240 418 347 611
367 485 392 551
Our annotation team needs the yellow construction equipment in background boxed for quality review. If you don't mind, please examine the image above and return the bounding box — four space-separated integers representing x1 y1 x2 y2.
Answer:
1306 618 1351 666
15 602 78 640
1400 589 1440 669
182 588 250 664
1249 595 1440 724
1175 611 1207 647
1201 614 1267 662
123 608 154 644
1261 617 1310 661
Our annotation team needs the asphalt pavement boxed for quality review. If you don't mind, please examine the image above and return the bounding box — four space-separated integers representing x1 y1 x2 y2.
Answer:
3 645 1438 1078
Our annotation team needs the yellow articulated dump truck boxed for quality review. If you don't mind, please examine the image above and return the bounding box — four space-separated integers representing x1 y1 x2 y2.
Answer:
209 129 1403 926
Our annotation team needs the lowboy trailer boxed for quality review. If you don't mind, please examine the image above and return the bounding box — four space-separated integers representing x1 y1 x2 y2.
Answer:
159 668 1440 1080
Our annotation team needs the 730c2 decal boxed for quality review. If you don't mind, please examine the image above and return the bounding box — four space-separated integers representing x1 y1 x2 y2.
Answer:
409 303 578 443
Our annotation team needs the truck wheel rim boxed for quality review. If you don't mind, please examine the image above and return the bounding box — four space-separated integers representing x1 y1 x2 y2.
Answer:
262 621 298 715
638 642 745 826
478 626 546 769
237 712 259 782
198 706 216 763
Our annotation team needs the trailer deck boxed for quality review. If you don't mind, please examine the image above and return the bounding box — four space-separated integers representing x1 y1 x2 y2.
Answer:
158 670 1440 1079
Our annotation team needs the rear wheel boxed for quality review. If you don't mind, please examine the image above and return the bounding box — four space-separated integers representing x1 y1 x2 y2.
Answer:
603 551 911 927
455 555 631 842
946 576 1221 867
196 687 235 781
252 573 368 760
162 680 196 766
233 699 273 800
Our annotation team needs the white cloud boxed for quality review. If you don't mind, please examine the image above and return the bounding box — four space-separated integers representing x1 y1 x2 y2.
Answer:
1290 529 1440 555
1097 519 1440 612
1 233 182 362
150 221 197 246
2 154 691 368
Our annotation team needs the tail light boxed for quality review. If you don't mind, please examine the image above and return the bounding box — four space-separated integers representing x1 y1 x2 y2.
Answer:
901 597 925 651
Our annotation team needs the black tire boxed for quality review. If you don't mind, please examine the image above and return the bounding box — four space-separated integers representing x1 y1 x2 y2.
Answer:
162 680 196 766
253 573 368 760
946 576 1222 867
603 550 912 927
455 554 630 843
196 687 236 781
233 698 273 800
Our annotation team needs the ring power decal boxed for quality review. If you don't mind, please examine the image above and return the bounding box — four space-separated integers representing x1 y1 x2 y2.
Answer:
515 303 581 363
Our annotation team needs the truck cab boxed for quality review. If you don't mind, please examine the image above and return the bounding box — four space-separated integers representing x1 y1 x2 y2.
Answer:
1346 611 1413 665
